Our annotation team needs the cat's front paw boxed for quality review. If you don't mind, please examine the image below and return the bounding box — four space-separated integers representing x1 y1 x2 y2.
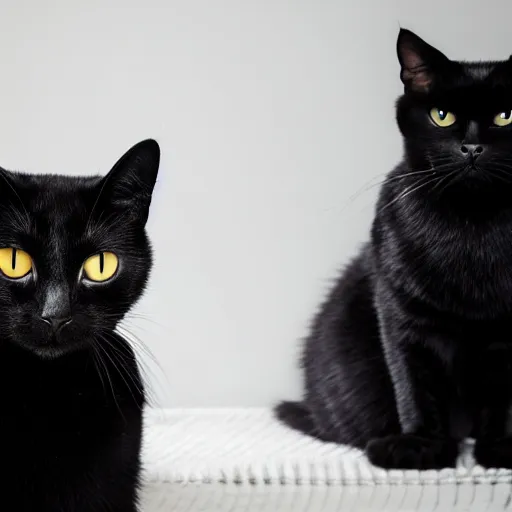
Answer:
475 438 512 469
366 434 458 470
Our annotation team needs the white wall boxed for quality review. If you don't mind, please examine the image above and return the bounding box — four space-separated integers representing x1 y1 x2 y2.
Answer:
0 0 509 406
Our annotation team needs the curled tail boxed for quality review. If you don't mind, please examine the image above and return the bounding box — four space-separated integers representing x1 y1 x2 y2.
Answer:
274 400 317 437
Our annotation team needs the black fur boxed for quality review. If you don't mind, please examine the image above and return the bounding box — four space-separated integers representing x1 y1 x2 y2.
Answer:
276 29 512 470
0 139 159 510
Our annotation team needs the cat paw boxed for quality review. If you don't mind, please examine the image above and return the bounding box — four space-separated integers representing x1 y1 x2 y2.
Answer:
475 438 512 469
365 434 458 470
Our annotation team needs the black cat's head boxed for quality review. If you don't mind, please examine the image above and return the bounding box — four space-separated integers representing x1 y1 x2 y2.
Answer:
0 139 160 358
396 29 512 197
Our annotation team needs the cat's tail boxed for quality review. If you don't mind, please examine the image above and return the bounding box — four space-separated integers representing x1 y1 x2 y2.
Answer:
274 400 317 436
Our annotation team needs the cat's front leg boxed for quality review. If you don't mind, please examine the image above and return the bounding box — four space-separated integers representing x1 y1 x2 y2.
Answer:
473 345 512 469
474 432 512 469
366 287 458 470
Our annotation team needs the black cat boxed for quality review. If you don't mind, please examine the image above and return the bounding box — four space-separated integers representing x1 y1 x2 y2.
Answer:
0 139 159 510
276 29 512 470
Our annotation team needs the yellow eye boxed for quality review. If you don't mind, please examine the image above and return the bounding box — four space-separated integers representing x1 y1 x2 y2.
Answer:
430 108 456 127
0 248 32 279
83 252 118 282
494 111 512 127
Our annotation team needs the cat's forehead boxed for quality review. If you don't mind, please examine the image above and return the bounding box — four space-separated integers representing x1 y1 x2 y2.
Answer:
4 173 105 242
14 173 100 215
430 60 512 108
462 62 500 81
0 169 140 263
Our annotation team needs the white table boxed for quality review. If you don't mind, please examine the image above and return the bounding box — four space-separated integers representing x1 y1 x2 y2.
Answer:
140 408 512 511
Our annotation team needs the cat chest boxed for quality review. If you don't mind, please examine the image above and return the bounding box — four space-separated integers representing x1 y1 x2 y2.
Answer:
426 246 512 307
384 222 512 312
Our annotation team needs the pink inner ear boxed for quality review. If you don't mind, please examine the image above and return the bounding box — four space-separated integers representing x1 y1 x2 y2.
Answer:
401 46 424 71
401 46 432 91
402 68 431 90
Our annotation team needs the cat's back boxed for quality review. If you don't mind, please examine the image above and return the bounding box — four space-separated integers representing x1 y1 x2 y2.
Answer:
303 243 379 366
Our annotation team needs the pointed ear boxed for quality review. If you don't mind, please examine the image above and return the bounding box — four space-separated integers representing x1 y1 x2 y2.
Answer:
397 29 451 93
101 139 160 225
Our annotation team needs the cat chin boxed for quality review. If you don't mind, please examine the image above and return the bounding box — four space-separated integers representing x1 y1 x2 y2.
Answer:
33 347 76 359
19 339 89 360
31 346 69 360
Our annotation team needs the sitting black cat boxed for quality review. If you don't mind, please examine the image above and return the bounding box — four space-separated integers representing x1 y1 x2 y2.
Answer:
0 139 159 510
276 29 512 470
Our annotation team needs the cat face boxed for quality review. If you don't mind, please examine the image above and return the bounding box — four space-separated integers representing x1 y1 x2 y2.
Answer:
0 139 159 358
396 29 512 195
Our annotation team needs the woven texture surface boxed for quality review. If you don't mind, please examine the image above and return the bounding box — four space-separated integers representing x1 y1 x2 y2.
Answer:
139 408 512 511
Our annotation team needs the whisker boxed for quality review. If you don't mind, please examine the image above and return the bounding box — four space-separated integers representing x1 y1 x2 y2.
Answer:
432 169 462 196
340 163 452 213
98 333 144 410
363 169 437 191
90 344 107 397
93 339 126 420
114 325 164 406
99 324 161 406
485 166 512 184
378 174 445 213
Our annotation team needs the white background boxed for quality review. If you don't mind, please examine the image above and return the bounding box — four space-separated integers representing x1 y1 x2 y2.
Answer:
0 0 509 407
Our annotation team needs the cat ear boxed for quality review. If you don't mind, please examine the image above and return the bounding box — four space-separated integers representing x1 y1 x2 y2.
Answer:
101 139 160 225
397 29 451 93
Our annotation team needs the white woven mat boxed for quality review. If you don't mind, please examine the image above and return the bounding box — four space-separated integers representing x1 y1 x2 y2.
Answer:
139 408 512 511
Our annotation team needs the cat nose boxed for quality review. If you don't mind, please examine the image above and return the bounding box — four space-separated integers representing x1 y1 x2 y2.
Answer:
41 316 72 332
460 144 484 158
